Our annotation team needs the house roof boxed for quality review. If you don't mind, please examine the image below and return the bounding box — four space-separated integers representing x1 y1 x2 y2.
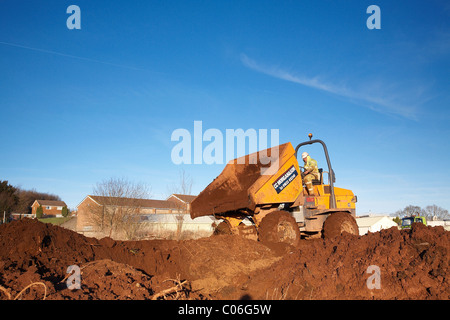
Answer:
87 195 181 210
34 200 67 207
167 194 197 203
356 216 396 228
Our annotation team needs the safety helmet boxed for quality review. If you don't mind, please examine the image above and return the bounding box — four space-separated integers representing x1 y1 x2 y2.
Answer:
301 152 309 159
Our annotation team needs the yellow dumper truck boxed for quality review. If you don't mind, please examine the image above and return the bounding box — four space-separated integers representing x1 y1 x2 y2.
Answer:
190 135 358 245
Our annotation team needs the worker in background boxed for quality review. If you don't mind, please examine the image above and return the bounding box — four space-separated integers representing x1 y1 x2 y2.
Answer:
301 152 319 195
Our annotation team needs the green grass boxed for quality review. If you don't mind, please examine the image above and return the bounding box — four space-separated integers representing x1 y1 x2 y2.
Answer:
38 216 72 226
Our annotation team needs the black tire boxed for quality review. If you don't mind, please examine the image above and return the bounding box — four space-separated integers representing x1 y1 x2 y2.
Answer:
322 212 359 238
258 210 301 246
213 221 232 235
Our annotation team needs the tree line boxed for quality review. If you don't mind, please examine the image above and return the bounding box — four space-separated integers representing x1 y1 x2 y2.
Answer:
0 180 61 219
394 204 449 221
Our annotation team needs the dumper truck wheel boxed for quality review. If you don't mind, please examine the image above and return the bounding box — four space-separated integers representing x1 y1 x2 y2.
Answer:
322 212 359 238
213 221 232 235
258 211 300 246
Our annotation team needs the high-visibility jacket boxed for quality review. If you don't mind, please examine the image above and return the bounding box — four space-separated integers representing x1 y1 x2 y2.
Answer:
304 156 319 174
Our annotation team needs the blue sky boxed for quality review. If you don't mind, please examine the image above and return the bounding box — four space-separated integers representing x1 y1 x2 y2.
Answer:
1 0 449 214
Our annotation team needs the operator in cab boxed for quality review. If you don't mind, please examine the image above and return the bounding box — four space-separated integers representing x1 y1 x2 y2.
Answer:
301 152 319 196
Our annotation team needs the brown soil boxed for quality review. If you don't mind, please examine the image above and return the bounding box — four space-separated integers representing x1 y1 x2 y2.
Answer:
0 219 448 300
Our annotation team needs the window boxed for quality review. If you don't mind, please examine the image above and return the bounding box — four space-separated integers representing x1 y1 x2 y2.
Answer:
414 217 423 224
402 218 413 227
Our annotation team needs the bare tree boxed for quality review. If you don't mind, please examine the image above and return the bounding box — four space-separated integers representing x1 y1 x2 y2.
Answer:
168 169 193 197
395 204 449 221
90 177 151 239
423 205 449 220
395 205 422 218
167 169 194 239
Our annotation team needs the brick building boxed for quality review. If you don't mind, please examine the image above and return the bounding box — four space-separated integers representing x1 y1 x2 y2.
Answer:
31 200 67 217
76 194 196 233
166 193 197 212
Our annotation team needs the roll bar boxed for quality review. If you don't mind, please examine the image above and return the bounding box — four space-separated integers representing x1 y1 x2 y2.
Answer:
295 139 337 209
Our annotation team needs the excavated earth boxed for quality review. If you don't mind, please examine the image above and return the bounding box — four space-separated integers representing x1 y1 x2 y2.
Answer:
0 219 448 300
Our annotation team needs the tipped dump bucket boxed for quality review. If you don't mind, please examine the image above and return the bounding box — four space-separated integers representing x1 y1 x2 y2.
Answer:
190 142 303 218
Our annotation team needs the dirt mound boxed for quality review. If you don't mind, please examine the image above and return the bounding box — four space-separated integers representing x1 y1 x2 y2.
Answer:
56 259 155 300
176 235 281 298
0 219 448 300
0 219 278 300
239 223 449 300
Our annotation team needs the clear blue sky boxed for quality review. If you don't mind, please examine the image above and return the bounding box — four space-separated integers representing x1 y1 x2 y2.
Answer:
1 0 449 214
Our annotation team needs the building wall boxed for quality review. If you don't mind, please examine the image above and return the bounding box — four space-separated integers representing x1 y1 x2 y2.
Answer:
31 202 64 217
76 196 100 232
428 220 450 231
167 195 191 212
370 220 392 233
76 196 187 234
356 216 398 235
139 208 155 214
140 214 216 239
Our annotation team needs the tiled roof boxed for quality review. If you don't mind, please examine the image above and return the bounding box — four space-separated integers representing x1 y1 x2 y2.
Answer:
89 196 180 209
35 200 67 207
168 194 197 203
